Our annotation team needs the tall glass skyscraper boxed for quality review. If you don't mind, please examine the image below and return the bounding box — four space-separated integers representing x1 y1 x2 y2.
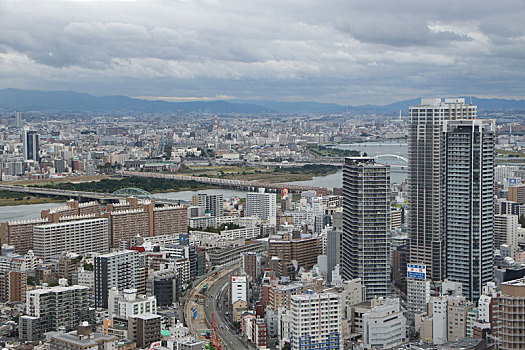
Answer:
408 98 476 281
23 130 39 161
342 157 391 299
442 119 495 301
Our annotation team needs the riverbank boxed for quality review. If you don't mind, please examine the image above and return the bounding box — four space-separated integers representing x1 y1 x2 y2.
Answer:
4 174 113 187
0 196 62 207
176 164 339 183
32 176 219 194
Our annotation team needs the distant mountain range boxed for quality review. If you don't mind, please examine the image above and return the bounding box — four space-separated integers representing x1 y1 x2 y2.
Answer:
0 88 524 114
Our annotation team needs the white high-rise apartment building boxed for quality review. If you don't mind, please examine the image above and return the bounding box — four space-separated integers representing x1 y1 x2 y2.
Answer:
33 218 109 262
408 98 476 281
246 191 276 225
290 291 341 350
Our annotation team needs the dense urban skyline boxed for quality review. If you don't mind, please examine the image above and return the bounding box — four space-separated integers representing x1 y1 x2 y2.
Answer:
1 0 525 349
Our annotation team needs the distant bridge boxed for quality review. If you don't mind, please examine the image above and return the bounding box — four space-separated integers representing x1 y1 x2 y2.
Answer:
0 184 180 204
118 171 325 193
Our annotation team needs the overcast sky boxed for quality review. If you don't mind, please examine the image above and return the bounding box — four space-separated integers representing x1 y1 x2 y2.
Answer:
0 0 524 104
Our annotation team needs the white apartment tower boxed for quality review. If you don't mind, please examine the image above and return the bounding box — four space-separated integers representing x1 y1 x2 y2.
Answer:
246 191 277 226
408 98 476 281
290 291 341 350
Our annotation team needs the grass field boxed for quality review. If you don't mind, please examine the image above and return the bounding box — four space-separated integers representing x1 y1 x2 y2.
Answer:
174 164 338 182
0 190 62 206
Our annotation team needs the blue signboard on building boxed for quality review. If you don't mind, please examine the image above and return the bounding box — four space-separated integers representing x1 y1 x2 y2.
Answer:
407 264 426 280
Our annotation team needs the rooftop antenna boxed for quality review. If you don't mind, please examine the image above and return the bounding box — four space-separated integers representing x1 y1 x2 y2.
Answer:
469 96 472 105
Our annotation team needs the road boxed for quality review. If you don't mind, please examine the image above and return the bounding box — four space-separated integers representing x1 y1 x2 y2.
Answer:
204 270 255 350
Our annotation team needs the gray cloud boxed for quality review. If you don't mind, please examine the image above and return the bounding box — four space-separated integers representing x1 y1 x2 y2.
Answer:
0 0 523 104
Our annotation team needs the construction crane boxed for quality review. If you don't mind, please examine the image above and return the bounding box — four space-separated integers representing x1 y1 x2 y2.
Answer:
211 313 222 350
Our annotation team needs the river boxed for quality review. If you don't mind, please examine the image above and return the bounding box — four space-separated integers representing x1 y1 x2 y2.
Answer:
0 202 65 222
288 141 408 187
0 141 408 222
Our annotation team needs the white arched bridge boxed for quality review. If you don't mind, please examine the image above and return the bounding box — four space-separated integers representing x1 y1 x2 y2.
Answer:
373 154 408 163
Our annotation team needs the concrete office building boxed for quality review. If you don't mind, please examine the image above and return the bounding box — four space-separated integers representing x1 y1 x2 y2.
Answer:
342 157 391 299
231 275 248 305
391 207 403 230
246 191 277 225
147 270 179 306
128 313 161 348
49 322 118 350
408 98 476 281
443 119 495 301
15 110 22 128
268 236 321 269
290 292 341 350
33 218 109 262
95 250 140 308
508 184 525 204
362 298 406 349
108 288 157 318
19 285 92 341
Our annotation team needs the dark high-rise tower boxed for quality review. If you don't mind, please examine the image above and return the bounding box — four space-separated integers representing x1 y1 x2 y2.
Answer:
342 157 391 299
442 119 494 301
23 130 39 161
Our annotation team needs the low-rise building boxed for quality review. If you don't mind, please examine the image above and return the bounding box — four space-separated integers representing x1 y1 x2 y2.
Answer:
362 298 406 349
49 322 118 350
